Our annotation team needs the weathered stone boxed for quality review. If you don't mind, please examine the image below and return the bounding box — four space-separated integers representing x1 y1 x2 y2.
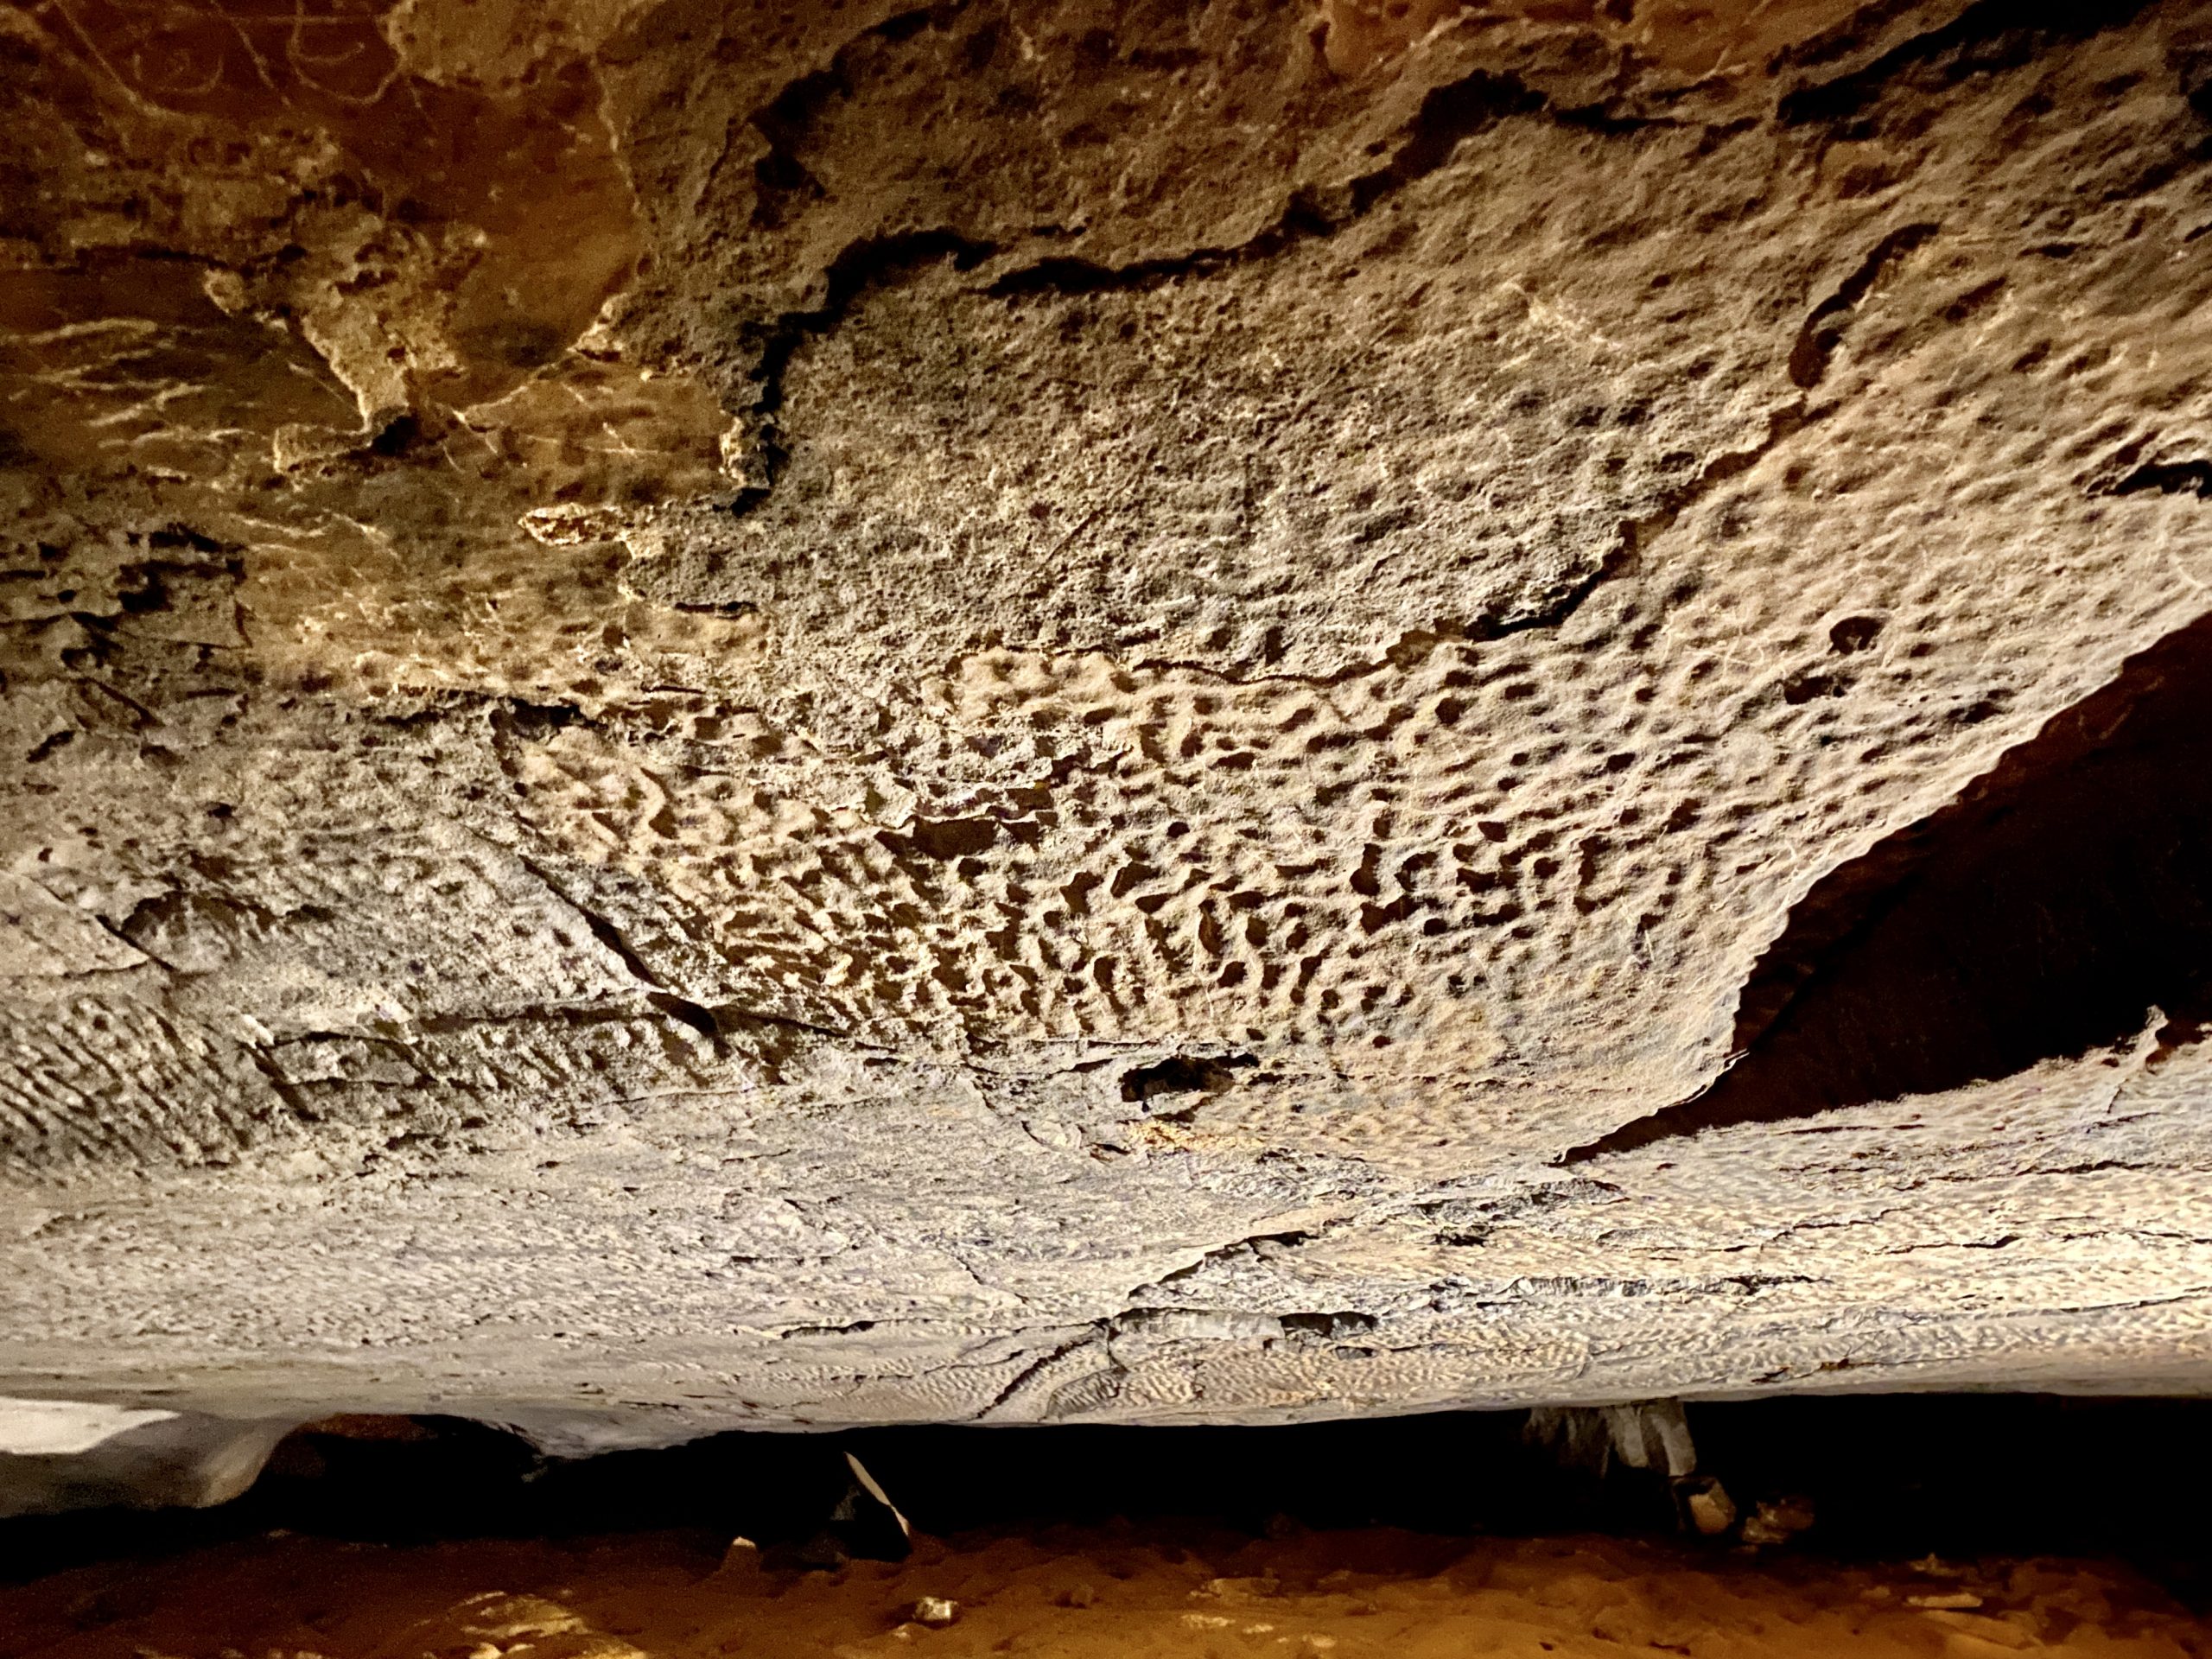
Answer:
3 0 2211 1448
0 1395 292 1516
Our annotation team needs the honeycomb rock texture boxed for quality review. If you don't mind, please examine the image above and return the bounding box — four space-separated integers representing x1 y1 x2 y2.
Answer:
5 0 2212 1440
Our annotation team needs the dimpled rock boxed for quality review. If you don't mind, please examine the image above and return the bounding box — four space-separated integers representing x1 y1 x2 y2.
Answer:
3 0 2212 1444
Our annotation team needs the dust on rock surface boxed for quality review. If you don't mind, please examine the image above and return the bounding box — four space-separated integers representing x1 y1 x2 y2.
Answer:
3 1527 2209 1659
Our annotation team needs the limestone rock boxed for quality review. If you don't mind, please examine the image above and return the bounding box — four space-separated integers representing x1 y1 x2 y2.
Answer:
2 0 2211 1446
0 1395 292 1516
912 1596 961 1627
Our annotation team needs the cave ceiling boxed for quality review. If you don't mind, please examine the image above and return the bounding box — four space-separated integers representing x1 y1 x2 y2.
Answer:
3 0 2212 1438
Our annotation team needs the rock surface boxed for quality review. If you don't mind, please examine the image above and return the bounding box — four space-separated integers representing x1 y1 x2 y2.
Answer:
0 1395 291 1517
3 0 2212 1440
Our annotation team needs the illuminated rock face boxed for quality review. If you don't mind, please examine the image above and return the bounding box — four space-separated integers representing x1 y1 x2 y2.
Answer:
3 0 2212 1442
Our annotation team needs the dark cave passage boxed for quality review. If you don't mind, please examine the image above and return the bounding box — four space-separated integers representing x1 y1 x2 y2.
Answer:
8 1398 2212 1606
1576 611 2212 1161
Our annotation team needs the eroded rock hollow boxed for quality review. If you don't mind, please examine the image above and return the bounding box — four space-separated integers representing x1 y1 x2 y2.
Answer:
4 0 2212 1451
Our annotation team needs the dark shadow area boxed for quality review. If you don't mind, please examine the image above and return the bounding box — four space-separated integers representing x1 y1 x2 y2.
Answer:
1573 611 2212 1161
6 1397 2212 1605
1777 0 2158 129
1690 1395 2212 1584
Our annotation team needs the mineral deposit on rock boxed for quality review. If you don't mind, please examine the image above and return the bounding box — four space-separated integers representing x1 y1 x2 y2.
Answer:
3 0 2212 1450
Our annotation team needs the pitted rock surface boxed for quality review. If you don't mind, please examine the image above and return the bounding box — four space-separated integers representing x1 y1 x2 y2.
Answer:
4 0 2212 1440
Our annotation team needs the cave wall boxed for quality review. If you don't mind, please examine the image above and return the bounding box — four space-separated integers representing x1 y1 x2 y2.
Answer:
3 0 2212 1439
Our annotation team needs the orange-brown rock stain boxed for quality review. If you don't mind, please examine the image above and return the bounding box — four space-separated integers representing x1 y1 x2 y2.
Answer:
3 0 739 697
22 0 642 410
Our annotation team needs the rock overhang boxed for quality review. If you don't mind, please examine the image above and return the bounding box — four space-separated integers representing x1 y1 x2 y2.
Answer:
1 0 2210 1436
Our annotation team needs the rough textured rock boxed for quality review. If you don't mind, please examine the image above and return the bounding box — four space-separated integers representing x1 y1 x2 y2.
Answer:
3 0 2212 1441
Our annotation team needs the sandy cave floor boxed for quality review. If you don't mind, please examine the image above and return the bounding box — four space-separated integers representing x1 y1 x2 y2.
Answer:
2 1526 2207 1659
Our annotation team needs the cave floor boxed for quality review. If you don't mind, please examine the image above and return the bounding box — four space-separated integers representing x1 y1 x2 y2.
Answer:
3 1526 2205 1659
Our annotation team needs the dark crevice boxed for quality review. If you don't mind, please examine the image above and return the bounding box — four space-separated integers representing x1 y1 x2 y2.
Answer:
2107 459 2212 500
645 991 720 1039
1768 0 1961 77
728 231 998 516
706 1000 868 1051
240 1042 316 1125
1346 70 1554 213
732 66 1651 523
1276 1309 1379 1339
1126 401 1814 692
747 68 839 232
23 727 73 763
1778 0 2160 128
1787 222 1937 389
575 908 664 988
742 4 960 232
971 1331 1105 1420
16 1402 2212 1606
987 71 1548 302
877 817 1000 861
1120 1052 1256 1103
494 698 582 740
1083 73 1678 295
367 413 422 458
984 194 1332 298
1567 608 2212 1163
515 855 671 996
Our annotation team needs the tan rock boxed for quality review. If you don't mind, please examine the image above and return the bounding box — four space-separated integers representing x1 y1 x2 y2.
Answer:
0 0 2209 1456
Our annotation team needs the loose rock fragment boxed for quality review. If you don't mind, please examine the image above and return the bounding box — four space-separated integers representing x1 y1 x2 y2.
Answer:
1908 1592 1986 1611
1681 1478 1738 1538
1738 1496 1816 1548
